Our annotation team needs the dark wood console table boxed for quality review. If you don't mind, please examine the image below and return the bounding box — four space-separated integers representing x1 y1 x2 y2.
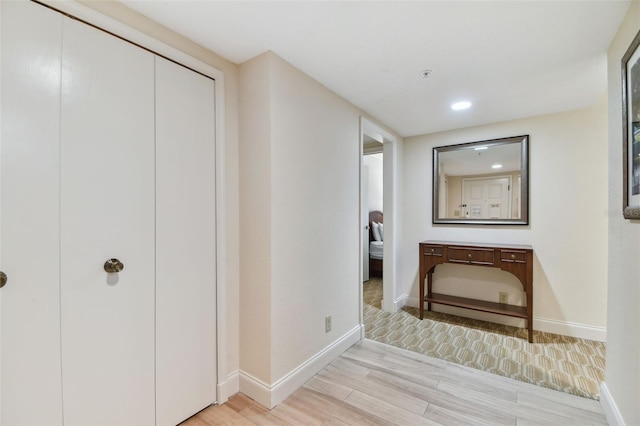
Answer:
419 240 534 342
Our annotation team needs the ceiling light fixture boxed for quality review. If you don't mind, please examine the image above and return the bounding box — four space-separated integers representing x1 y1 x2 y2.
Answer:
451 101 472 111
492 164 503 169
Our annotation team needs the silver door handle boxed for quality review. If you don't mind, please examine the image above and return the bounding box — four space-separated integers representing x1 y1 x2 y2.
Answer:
104 258 124 273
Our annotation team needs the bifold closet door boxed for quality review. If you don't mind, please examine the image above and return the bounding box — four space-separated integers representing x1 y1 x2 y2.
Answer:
0 2 64 424
155 57 217 426
59 16 156 426
2 3 217 425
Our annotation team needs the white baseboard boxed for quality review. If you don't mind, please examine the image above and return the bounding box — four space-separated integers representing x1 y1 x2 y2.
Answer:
217 371 240 405
533 317 606 342
394 293 409 310
239 324 363 409
238 371 272 408
600 382 626 425
380 294 410 313
403 297 606 342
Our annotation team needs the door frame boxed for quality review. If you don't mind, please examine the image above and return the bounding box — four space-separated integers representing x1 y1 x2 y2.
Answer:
361 161 371 282
359 117 399 329
38 0 231 405
1 0 4 414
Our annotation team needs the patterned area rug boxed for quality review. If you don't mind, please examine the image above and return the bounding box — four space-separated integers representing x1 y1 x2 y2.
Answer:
363 278 606 400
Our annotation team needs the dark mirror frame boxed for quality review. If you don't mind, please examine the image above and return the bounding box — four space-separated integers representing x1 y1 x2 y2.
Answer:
622 28 640 220
432 135 529 225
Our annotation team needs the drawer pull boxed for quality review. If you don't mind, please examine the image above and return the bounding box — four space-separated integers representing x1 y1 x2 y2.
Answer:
467 253 472 259
431 248 435 253
511 254 516 259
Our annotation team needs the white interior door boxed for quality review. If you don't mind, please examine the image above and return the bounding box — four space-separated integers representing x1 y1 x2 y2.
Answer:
155 57 217 425
1 2 64 424
59 17 156 426
2 4 218 425
462 176 511 219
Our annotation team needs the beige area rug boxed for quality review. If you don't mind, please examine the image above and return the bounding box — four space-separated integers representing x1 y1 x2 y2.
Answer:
363 278 606 400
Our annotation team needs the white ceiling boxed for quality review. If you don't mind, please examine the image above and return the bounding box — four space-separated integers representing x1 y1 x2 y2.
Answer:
122 0 630 137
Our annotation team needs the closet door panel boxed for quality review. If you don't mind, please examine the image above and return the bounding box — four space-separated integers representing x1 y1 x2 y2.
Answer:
0 2 63 424
155 57 217 425
60 17 155 426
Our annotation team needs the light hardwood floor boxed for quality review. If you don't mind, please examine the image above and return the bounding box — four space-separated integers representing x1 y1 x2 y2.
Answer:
182 339 608 425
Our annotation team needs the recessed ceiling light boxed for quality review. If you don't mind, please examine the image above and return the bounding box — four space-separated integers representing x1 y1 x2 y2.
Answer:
492 164 503 169
451 101 472 111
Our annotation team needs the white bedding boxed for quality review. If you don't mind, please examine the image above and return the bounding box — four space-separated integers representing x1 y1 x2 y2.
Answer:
370 241 383 260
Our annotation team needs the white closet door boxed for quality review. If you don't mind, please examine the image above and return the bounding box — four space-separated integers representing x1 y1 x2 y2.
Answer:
59 17 156 426
0 2 64 424
155 57 217 426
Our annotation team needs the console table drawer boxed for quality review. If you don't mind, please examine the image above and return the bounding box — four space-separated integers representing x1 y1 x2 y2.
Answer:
422 245 444 256
448 247 494 265
501 250 527 263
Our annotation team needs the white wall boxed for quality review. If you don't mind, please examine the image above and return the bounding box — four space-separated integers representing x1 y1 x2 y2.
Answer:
401 96 608 340
364 153 383 212
604 2 640 424
239 51 384 407
270 52 362 380
238 53 273 383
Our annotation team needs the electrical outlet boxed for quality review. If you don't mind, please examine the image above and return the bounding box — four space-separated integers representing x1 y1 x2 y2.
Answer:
325 316 332 333
499 292 509 304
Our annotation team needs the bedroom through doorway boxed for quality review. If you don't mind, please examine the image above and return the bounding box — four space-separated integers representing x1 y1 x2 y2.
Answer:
360 117 398 319
362 151 383 309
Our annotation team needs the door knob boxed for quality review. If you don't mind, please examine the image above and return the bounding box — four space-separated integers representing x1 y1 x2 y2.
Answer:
104 258 124 273
0 271 6 288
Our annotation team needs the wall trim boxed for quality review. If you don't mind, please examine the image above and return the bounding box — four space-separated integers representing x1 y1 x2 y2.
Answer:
391 293 410 311
600 382 626 426
216 371 240 405
533 317 606 342
403 297 606 342
238 372 272 408
359 116 400 316
239 324 362 409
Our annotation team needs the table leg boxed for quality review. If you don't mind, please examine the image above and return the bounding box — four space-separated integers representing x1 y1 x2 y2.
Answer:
427 269 433 312
527 290 533 343
419 267 425 320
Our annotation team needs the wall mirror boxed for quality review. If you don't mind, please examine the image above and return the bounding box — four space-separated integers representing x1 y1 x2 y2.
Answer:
433 135 529 225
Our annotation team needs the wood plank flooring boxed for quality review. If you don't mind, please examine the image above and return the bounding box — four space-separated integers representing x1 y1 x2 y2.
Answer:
182 339 608 425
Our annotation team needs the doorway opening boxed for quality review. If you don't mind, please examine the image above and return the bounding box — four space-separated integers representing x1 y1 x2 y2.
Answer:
362 151 383 311
362 152 383 282
359 117 398 331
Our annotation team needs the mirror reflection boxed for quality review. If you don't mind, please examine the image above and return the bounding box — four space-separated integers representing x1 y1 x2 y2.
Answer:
433 135 529 225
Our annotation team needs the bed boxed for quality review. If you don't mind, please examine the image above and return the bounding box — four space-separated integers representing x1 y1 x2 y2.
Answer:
369 210 383 277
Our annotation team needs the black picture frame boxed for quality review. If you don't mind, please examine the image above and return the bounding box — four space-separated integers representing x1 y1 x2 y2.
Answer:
622 28 640 220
